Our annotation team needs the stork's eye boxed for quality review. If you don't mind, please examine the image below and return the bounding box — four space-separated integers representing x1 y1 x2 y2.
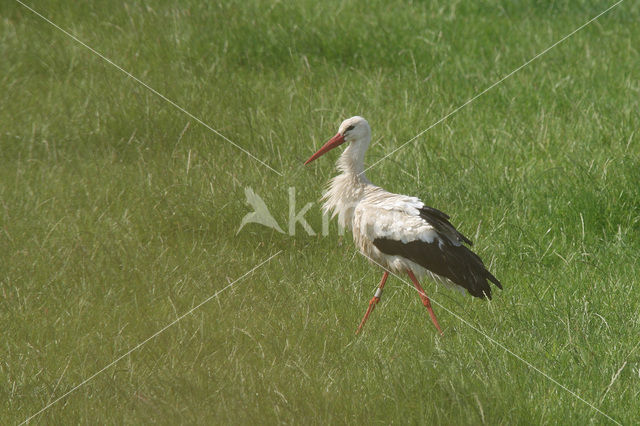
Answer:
345 125 355 132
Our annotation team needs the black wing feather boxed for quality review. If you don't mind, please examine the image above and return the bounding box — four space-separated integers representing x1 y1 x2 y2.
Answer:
373 204 501 299
373 237 501 298
419 206 473 246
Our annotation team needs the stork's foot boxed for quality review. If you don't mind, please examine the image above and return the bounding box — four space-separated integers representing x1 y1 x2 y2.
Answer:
355 271 389 335
407 270 444 336
356 296 379 335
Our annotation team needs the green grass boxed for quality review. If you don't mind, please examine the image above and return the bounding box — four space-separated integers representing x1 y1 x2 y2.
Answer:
2 0 639 423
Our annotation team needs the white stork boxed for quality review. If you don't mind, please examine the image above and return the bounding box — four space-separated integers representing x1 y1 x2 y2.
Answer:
304 116 502 335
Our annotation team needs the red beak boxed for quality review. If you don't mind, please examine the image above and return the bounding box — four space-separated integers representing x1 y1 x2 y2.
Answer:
304 133 346 165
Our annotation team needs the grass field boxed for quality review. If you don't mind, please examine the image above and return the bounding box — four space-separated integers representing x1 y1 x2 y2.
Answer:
2 0 639 424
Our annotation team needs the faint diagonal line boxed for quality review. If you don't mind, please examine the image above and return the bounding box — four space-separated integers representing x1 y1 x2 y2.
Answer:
363 0 624 176
15 0 283 177
357 252 621 425
21 251 282 425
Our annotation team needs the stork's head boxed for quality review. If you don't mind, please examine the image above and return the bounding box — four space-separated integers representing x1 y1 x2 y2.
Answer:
304 116 371 165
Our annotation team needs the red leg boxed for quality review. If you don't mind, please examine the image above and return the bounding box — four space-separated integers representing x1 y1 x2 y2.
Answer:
407 270 443 336
356 271 389 335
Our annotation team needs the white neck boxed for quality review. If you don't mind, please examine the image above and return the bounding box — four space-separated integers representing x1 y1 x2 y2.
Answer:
337 147 362 176
337 133 370 178
321 137 373 230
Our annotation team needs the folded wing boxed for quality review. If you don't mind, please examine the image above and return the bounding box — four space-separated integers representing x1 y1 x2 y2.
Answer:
359 195 502 299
